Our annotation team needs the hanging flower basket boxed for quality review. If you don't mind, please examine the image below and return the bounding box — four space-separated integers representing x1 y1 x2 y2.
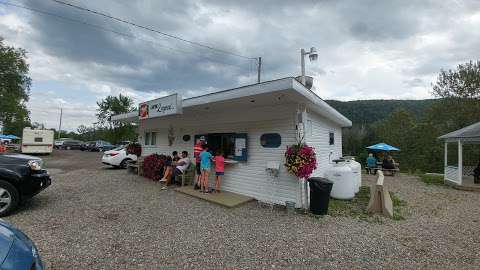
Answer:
284 143 317 179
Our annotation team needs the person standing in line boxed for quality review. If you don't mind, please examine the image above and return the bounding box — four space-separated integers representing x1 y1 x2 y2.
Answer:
193 137 205 189
213 149 225 193
199 144 213 193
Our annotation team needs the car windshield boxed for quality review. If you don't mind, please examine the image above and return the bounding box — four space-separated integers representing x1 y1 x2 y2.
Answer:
112 146 124 151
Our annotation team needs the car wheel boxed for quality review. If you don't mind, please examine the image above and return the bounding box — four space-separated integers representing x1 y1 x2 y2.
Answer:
98 148 103 152
120 159 130 169
0 180 20 217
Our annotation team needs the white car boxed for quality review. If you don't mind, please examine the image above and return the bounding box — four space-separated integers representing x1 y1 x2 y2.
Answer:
101 146 137 168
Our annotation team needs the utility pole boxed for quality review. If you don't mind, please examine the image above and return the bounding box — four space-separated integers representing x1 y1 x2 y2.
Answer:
300 49 306 85
58 108 63 139
257 57 262 83
300 47 318 86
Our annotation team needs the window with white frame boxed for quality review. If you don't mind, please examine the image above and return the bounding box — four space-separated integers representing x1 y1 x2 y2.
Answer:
144 131 157 146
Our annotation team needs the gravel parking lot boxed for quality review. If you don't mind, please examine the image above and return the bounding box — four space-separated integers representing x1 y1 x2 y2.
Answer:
3 150 480 269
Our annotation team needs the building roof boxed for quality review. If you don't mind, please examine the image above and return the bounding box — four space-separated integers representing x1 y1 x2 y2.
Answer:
112 77 352 127
438 121 480 140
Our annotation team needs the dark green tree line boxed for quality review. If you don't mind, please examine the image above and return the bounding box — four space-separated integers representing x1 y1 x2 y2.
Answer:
0 38 31 135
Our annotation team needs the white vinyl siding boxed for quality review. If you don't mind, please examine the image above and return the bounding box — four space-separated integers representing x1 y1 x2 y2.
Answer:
138 103 345 206
305 110 343 178
139 104 300 205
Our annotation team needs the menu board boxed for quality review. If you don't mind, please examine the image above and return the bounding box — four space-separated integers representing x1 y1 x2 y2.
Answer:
235 138 246 156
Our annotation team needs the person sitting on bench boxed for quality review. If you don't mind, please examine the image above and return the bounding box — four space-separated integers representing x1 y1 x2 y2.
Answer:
382 155 395 170
172 151 191 185
366 153 377 174
474 160 480 184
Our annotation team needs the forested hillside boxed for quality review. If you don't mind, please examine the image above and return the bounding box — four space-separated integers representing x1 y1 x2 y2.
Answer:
326 99 436 125
326 98 480 173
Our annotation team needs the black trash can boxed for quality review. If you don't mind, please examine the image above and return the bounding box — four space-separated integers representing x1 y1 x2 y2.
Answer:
308 177 333 215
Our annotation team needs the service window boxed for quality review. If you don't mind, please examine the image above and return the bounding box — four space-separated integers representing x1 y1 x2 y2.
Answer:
260 133 281 148
34 137 43 143
195 133 248 161
329 132 335 145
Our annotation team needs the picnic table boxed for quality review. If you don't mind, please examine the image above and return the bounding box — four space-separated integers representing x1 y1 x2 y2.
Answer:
366 162 400 176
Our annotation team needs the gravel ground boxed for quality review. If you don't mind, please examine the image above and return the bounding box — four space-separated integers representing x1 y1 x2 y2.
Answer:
3 150 480 269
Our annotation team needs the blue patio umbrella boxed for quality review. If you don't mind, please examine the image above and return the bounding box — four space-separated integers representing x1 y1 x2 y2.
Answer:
5 135 19 139
366 142 400 151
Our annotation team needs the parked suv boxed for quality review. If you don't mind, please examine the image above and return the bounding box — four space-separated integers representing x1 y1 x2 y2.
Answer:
0 153 51 216
61 140 83 150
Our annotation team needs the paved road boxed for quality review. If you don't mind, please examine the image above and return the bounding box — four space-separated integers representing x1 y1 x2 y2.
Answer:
3 150 480 269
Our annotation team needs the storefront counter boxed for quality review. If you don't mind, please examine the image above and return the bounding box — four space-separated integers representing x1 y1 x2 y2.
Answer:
224 159 238 164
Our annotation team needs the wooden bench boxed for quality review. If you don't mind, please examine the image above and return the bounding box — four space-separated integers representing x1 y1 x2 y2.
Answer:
381 168 400 176
366 167 400 176
175 162 196 186
127 157 144 176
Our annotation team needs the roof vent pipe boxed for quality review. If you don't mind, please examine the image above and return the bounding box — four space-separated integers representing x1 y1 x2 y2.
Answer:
295 76 314 90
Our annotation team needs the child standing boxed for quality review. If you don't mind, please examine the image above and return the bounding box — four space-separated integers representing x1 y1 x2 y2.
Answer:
213 150 225 193
199 144 213 193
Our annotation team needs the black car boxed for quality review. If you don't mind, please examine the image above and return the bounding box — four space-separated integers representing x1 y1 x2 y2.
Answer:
80 141 95 151
61 140 82 150
0 153 51 217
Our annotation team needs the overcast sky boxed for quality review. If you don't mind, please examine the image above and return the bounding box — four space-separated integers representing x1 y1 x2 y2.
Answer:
1 0 479 131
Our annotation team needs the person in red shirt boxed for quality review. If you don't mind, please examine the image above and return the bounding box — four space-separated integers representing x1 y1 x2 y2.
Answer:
213 149 225 193
193 136 205 188
0 142 6 153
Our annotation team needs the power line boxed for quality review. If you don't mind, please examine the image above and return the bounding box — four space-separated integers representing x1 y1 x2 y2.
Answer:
0 1 255 69
50 0 258 60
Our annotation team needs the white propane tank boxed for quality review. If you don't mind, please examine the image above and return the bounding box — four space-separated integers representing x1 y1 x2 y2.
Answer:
324 160 355 200
345 158 362 193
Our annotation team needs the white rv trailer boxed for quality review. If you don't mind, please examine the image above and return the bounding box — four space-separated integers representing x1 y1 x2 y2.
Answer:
21 127 54 154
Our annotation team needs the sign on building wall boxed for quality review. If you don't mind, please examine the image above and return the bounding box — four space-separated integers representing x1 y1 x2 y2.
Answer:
139 94 183 120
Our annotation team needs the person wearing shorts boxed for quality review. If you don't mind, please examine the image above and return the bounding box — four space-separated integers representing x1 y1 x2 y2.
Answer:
213 150 225 193
199 144 213 193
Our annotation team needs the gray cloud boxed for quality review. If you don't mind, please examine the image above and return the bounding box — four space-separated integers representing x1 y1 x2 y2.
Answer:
1 0 479 129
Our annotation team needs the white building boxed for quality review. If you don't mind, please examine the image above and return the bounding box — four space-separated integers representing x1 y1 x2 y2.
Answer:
113 77 352 206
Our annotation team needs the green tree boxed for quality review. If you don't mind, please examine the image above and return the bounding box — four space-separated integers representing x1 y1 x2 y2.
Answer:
0 38 31 135
372 108 420 171
96 94 134 129
96 94 136 143
432 60 480 99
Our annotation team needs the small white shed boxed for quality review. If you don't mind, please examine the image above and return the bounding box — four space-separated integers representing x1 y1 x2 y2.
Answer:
438 121 480 189
113 77 352 206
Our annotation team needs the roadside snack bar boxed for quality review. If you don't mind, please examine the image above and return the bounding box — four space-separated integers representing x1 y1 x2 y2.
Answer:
112 77 351 207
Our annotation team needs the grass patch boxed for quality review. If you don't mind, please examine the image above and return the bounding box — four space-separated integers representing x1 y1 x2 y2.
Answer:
328 186 371 219
303 186 407 222
419 174 445 186
389 191 407 220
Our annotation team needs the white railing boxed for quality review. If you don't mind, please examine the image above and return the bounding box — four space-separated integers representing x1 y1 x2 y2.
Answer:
445 166 460 184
